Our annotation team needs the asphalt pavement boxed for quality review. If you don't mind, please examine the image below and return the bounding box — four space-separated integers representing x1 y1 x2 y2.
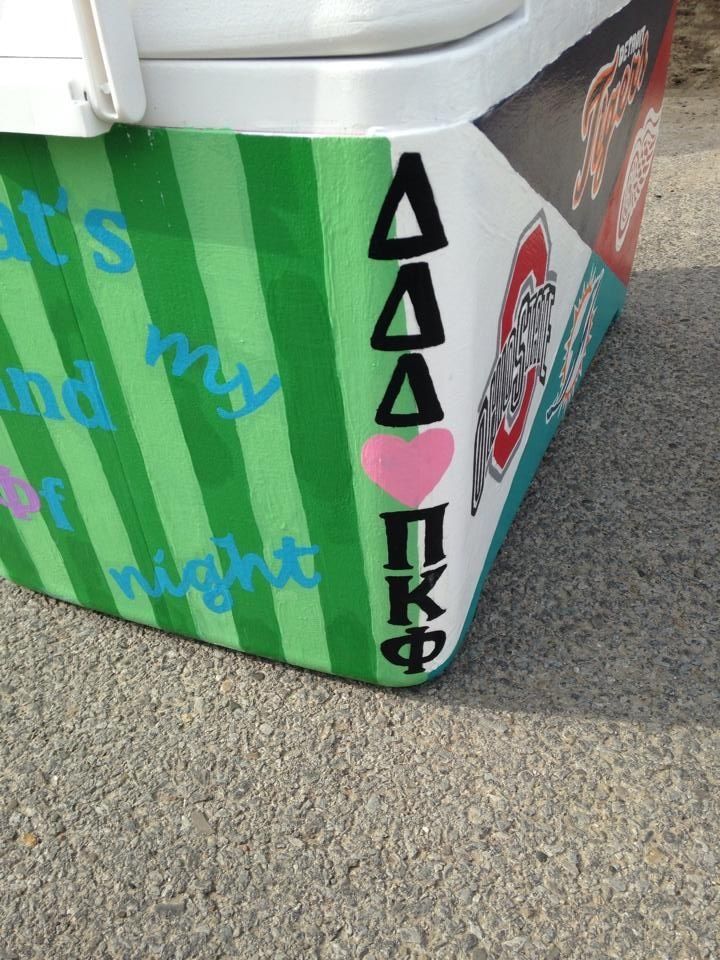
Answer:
1 30 718 960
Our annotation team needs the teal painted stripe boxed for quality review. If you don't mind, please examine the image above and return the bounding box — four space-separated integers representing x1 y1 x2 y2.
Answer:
105 126 284 660
239 135 377 683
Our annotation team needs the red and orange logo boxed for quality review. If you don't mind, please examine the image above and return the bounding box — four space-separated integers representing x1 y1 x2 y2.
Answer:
573 26 650 210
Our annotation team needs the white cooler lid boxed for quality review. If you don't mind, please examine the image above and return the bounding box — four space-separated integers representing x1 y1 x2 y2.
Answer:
0 0 633 139
0 0 523 137
0 0 522 59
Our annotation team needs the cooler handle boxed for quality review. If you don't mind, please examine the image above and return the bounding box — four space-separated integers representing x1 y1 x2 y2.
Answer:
72 0 146 126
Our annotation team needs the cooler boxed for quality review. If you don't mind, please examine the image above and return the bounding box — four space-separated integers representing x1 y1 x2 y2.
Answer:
0 0 678 685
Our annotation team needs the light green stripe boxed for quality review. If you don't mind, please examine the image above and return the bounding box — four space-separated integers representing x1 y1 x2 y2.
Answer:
240 135 377 680
47 136 240 648
0 179 154 624
313 139 420 686
0 419 76 602
167 131 331 672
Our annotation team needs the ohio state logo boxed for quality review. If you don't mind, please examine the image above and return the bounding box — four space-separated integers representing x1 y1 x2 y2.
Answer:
471 213 556 515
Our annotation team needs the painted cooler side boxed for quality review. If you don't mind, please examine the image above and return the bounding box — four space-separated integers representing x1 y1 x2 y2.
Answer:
0 0 677 686
419 0 679 680
0 132 418 686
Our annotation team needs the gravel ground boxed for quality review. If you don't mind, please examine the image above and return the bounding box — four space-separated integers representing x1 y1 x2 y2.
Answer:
1 9 719 960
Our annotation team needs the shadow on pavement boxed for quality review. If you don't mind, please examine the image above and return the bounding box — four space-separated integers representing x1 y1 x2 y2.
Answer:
429 264 720 728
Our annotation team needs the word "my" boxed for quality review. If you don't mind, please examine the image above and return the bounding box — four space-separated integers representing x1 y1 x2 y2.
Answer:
145 325 281 421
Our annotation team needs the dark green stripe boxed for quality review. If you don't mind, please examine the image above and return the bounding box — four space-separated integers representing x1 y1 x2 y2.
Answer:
0 513 45 595
238 135 376 681
10 134 196 637
105 126 284 659
0 141 115 612
0 306 113 613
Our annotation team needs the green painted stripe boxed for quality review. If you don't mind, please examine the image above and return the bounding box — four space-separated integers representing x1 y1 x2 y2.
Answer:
0 142 153 623
239 135 376 682
0 418 76 601
0 305 115 614
168 130 331 673
105 126 284 660
48 133 239 649
36 135 197 638
0 392 45 594
0 513 43 594
3 135 174 628
0 182 149 623
312 138 422 687
0 483 45 596
0 207 113 614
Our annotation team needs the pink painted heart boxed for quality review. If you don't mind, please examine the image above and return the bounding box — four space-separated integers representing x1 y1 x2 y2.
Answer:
361 429 455 508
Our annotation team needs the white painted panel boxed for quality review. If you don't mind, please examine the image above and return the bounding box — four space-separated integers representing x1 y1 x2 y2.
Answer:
0 0 82 58
390 124 592 670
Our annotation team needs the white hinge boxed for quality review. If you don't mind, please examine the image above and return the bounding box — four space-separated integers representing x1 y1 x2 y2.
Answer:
0 0 146 137
71 0 146 127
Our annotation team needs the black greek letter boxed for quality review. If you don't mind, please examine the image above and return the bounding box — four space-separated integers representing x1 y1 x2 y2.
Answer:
368 153 448 260
380 626 447 675
371 262 445 352
380 503 447 571
386 565 447 626
375 354 444 427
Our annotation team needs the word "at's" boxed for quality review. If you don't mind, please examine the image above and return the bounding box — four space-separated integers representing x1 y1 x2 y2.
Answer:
1 187 134 274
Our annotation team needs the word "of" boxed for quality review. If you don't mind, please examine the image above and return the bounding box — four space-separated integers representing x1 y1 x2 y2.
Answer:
0 467 74 531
